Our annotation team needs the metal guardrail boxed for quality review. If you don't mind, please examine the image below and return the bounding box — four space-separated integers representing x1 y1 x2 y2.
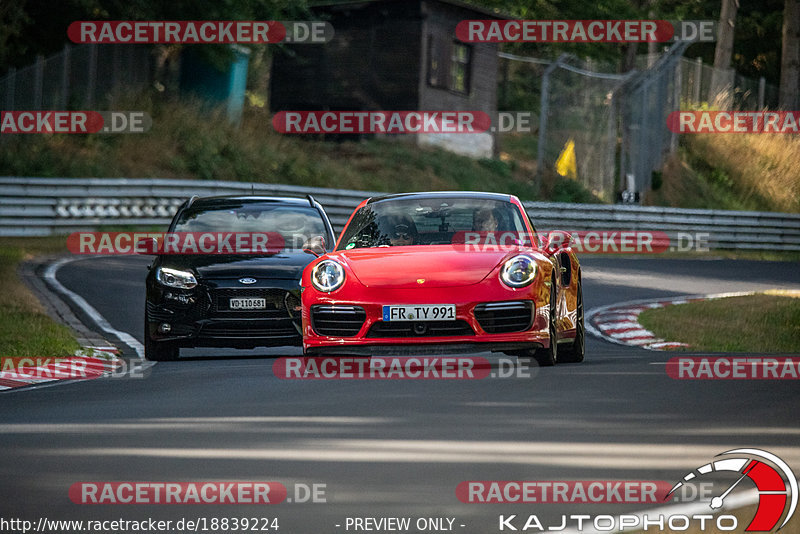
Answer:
2 177 800 251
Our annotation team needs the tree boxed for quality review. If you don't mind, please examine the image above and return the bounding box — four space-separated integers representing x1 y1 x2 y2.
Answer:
710 0 739 106
0 0 310 74
780 0 800 108
0 1 31 69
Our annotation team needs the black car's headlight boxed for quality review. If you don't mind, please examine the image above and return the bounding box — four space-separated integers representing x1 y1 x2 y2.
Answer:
156 267 197 289
500 255 537 288
311 260 345 292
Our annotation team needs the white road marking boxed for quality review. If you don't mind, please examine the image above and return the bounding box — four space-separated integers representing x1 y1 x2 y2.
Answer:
44 257 144 359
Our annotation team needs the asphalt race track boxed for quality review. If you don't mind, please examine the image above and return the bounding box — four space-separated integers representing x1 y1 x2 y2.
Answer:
0 255 798 533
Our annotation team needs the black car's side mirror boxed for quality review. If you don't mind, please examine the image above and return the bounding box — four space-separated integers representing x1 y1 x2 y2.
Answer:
302 236 326 257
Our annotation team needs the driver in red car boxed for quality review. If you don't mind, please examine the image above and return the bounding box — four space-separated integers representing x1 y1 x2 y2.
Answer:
381 215 418 246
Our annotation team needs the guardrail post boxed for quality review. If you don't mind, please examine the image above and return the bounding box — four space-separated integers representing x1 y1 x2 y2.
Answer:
86 43 98 108
61 44 71 109
34 55 44 109
671 58 681 153
693 57 702 104
4 67 15 110
536 54 567 198
111 45 120 107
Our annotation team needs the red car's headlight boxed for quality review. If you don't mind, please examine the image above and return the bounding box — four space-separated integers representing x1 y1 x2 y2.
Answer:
311 260 345 292
500 255 537 288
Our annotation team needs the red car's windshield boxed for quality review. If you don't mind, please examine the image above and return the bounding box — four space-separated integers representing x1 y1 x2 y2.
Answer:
337 197 531 250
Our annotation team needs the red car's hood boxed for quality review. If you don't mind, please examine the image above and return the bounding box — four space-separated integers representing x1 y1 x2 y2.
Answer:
334 246 517 288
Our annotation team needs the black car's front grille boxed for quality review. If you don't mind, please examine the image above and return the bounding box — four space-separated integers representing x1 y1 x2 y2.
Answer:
200 320 298 339
310 305 366 337
211 288 294 317
146 301 174 322
367 320 474 338
284 292 301 319
474 301 533 334
147 293 209 323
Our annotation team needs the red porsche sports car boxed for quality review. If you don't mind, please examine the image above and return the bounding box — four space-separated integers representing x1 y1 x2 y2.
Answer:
300 192 584 365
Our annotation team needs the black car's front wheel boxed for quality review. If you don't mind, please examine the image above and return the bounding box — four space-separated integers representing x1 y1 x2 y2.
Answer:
144 314 179 361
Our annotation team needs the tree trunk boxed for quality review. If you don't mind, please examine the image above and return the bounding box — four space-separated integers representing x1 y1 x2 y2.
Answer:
620 43 638 73
710 0 739 107
780 0 800 109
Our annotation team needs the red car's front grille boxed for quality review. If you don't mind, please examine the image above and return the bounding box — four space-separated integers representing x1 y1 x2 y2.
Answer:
366 320 474 338
474 301 533 334
310 305 367 337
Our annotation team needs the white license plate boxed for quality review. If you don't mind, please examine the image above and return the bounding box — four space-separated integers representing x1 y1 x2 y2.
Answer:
229 298 266 310
382 304 456 321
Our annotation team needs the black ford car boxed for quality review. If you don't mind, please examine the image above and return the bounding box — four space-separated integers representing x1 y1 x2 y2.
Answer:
144 195 335 361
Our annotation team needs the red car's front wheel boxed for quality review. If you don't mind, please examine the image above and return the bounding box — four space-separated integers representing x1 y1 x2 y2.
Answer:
533 276 558 366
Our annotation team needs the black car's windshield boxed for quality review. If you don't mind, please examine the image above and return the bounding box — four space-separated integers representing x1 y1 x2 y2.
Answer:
173 203 327 251
337 197 529 250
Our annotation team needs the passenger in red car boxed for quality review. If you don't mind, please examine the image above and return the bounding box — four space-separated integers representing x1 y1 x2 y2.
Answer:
473 208 499 232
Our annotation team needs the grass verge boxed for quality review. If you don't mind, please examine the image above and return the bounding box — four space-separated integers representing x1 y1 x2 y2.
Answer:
638 292 800 352
0 96 597 203
650 134 800 213
0 237 81 358
588 250 800 262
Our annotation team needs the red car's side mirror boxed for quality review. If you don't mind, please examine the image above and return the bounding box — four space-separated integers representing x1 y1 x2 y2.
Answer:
543 230 572 254
303 236 327 257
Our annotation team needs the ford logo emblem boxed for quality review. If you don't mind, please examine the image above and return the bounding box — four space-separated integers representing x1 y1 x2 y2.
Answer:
239 277 257 285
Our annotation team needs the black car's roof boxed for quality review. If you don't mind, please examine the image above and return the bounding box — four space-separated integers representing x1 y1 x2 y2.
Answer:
366 191 513 204
184 195 315 209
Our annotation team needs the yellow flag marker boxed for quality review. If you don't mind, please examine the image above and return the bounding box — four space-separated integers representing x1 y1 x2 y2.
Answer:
556 138 577 179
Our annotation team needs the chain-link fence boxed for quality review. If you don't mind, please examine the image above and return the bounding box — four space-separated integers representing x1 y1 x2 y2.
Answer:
1 43 154 111
678 56 779 110
502 42 777 204
618 42 689 197
535 54 633 202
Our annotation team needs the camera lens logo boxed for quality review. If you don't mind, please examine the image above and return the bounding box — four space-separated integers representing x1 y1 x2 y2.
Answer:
666 448 797 531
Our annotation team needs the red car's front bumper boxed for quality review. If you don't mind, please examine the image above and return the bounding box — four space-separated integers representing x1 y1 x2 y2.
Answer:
302 277 551 355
